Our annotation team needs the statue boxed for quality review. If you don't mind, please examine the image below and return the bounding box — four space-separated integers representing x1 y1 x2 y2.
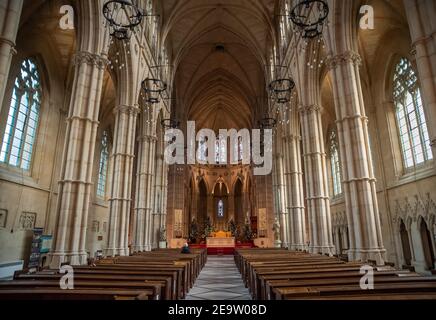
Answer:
272 217 282 248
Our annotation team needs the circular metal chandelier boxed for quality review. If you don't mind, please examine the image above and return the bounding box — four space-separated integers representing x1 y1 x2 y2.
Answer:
141 78 167 104
258 117 277 130
289 0 329 39
103 0 143 41
268 78 295 104
161 119 180 129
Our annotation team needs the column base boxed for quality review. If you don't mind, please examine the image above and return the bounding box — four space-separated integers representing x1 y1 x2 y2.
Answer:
275 240 282 248
347 248 386 265
49 251 88 269
290 244 307 251
143 244 152 252
131 245 144 253
105 248 121 257
309 245 334 256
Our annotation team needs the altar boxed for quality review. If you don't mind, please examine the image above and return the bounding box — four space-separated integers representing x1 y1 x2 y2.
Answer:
206 237 235 248
206 231 235 248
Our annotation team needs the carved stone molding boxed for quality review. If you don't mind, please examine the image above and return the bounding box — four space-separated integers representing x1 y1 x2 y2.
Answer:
74 51 109 70
326 51 362 70
139 135 158 143
332 211 347 228
114 104 140 115
298 104 322 114
392 193 436 225
283 134 301 142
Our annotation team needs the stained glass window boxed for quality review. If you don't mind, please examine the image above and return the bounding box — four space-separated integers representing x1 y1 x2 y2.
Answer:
218 199 224 218
0 59 41 170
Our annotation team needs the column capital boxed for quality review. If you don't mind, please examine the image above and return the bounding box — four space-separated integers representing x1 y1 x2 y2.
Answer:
298 104 322 114
325 51 362 70
283 133 301 142
139 135 158 143
74 51 109 70
114 104 140 115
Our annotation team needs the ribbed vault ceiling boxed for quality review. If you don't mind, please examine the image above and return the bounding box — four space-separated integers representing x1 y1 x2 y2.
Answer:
162 0 277 131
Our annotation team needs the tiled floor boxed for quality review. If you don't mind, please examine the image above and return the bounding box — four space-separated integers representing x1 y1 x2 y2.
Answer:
185 255 252 300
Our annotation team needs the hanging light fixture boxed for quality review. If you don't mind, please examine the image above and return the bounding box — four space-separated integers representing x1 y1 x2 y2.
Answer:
141 77 167 104
103 0 159 41
103 0 143 41
258 117 277 130
161 118 180 129
268 78 295 104
289 0 329 39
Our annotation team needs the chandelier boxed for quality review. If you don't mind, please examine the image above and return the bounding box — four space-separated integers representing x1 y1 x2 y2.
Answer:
258 117 277 130
141 77 167 104
268 78 295 104
161 119 180 129
289 0 329 39
103 0 143 40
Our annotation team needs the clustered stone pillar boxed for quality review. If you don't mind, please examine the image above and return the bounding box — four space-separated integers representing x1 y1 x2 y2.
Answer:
283 122 306 251
403 0 436 162
299 104 334 255
50 51 108 267
275 148 290 248
133 117 157 252
0 0 23 109
327 51 386 264
106 104 139 256
152 151 164 248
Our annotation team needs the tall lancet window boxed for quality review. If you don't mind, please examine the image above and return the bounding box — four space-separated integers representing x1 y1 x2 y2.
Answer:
0 59 42 170
215 135 226 164
198 138 207 162
393 58 433 169
329 130 342 197
218 200 224 218
97 131 109 198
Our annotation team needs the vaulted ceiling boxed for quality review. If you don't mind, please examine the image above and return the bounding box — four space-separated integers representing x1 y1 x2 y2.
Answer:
161 0 278 132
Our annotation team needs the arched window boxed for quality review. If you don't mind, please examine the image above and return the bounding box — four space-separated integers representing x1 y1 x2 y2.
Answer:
97 131 109 198
329 130 342 197
198 138 207 162
218 199 224 218
238 136 243 162
0 59 42 170
393 58 433 169
215 135 226 164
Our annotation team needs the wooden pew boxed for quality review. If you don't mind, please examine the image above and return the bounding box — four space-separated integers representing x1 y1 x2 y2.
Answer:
0 249 206 300
235 249 436 300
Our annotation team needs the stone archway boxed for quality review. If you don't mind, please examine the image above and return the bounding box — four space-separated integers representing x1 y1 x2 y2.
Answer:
400 219 412 266
234 179 244 227
420 219 435 270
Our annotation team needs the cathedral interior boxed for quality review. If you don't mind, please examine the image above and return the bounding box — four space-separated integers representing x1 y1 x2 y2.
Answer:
0 0 435 302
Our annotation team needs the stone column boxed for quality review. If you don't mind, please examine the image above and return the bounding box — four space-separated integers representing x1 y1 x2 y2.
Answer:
106 105 139 256
284 132 306 251
403 0 436 160
299 104 334 255
161 162 169 230
276 149 289 248
0 0 23 110
50 52 108 267
133 129 157 252
327 51 386 264
152 152 164 248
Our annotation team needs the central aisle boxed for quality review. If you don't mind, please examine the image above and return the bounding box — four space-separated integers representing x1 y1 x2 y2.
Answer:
185 255 252 300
